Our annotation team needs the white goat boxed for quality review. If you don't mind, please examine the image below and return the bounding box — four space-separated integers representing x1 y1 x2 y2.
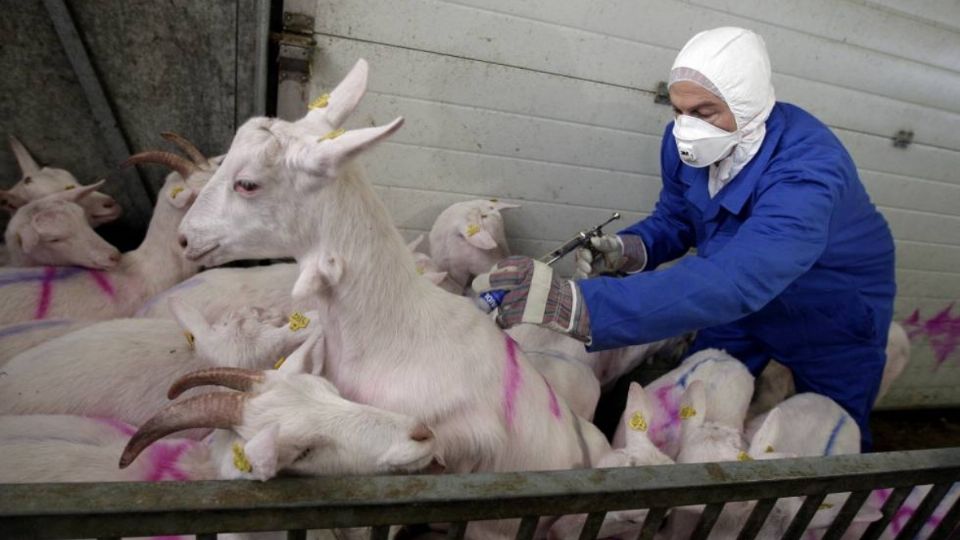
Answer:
749 322 912 419
0 147 207 325
611 349 755 458
549 382 674 540
2 135 120 225
427 199 519 293
407 234 460 293
0 301 314 428
177 57 611 509
4 180 121 268
0 318 92 367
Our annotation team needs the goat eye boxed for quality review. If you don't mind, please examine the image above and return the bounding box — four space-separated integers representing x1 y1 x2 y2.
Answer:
233 180 261 195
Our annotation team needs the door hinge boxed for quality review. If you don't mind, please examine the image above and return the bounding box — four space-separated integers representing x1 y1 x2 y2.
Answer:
273 12 315 83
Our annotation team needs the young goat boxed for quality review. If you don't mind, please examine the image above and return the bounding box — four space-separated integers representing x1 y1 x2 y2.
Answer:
427 199 519 293
2 135 120 225
177 58 611 498
4 180 120 269
0 300 314 429
0 147 208 324
0 319 93 367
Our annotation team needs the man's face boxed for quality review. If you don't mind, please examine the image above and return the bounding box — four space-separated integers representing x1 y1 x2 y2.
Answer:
669 81 737 133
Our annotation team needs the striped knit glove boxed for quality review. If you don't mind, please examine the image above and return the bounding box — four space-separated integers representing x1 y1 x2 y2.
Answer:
472 256 591 343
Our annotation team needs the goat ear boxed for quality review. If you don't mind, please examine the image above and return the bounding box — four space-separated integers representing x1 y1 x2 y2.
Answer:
243 424 281 481
680 380 706 427
407 233 425 252
460 209 498 250
9 136 40 176
0 189 27 213
168 297 212 344
59 178 106 203
16 225 40 253
325 58 369 128
277 326 325 376
290 118 404 178
30 207 69 236
162 182 196 209
490 200 521 211
292 251 345 300
748 408 782 456
423 270 449 286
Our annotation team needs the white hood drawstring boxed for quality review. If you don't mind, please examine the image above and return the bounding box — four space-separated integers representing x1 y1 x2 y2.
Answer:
669 27 776 198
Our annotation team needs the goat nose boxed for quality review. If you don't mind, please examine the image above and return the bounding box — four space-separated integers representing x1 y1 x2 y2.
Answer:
178 234 188 249
409 424 434 442
103 200 116 208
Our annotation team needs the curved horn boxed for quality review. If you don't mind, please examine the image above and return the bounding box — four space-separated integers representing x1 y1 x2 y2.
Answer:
167 367 266 400
122 151 197 179
119 392 245 468
160 132 209 166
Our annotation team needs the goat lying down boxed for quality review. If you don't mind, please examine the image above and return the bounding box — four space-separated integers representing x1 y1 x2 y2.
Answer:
177 58 613 538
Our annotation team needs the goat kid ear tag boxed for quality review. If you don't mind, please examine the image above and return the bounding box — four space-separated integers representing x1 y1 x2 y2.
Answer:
308 93 330 110
679 406 697 420
183 331 195 349
628 412 648 432
232 442 253 473
274 356 286 369
288 312 310 331
737 451 753 462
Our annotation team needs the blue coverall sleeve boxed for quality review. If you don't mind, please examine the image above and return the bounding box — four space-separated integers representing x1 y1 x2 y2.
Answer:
618 133 695 269
579 174 843 350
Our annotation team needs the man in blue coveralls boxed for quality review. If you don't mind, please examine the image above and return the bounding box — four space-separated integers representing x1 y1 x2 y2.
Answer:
472 27 896 450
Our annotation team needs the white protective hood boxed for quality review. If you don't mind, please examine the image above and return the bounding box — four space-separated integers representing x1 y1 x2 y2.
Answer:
669 27 776 196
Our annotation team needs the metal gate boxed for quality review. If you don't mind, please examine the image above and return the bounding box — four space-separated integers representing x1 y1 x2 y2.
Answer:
3 448 960 539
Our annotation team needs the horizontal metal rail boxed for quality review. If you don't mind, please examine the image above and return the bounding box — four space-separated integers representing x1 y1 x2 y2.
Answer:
1 448 959 539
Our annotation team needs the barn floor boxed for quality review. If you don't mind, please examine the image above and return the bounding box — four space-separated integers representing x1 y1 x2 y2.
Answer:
871 409 960 451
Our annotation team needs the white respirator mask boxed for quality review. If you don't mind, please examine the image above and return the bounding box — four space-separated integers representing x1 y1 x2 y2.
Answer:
672 115 740 168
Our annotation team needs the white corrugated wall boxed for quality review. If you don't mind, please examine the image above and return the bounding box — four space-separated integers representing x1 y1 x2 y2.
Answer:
285 0 960 408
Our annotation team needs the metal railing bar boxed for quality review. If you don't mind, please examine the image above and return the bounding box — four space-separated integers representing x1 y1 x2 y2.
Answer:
196 534 217 540
690 502 724 540
782 493 827 540
635 507 667 540
736 498 777 540
820 491 871 540
577 512 606 540
860 486 914 540
286 530 307 540
894 483 953 540
446 521 467 540
370 524 391 540
514 515 539 540
928 491 960 540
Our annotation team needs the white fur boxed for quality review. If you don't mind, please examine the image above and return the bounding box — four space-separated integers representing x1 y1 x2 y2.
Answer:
0 305 313 427
2 136 120 225
0 319 93 367
0 169 206 325
4 181 120 268
177 60 612 540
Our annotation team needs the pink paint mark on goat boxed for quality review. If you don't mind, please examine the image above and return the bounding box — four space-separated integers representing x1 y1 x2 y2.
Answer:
539 373 562 420
87 270 115 298
503 336 522 430
648 385 679 448
94 416 137 437
144 441 194 482
903 305 960 369
34 266 57 319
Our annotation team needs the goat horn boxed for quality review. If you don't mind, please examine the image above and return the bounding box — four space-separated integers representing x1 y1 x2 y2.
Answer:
122 151 198 179
167 367 266 400
160 132 209 166
119 392 245 468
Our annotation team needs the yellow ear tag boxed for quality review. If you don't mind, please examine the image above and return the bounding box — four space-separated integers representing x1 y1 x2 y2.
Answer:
288 312 310 331
170 185 185 199
308 93 330 110
232 442 253 473
416 266 425 275
819 503 834 510
184 331 195 349
765 445 775 453
628 412 648 432
63 185 77 191
737 451 753 462
489 198 498 202
318 128 346 142
679 406 697 420
274 356 286 369
465 223 481 237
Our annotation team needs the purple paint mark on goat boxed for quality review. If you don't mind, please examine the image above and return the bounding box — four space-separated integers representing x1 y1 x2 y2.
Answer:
135 277 206 316
144 441 194 482
0 266 84 288
34 267 57 319
0 319 72 340
503 336 522 431
87 270 115 298
903 304 960 369
539 372 562 420
648 385 679 448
